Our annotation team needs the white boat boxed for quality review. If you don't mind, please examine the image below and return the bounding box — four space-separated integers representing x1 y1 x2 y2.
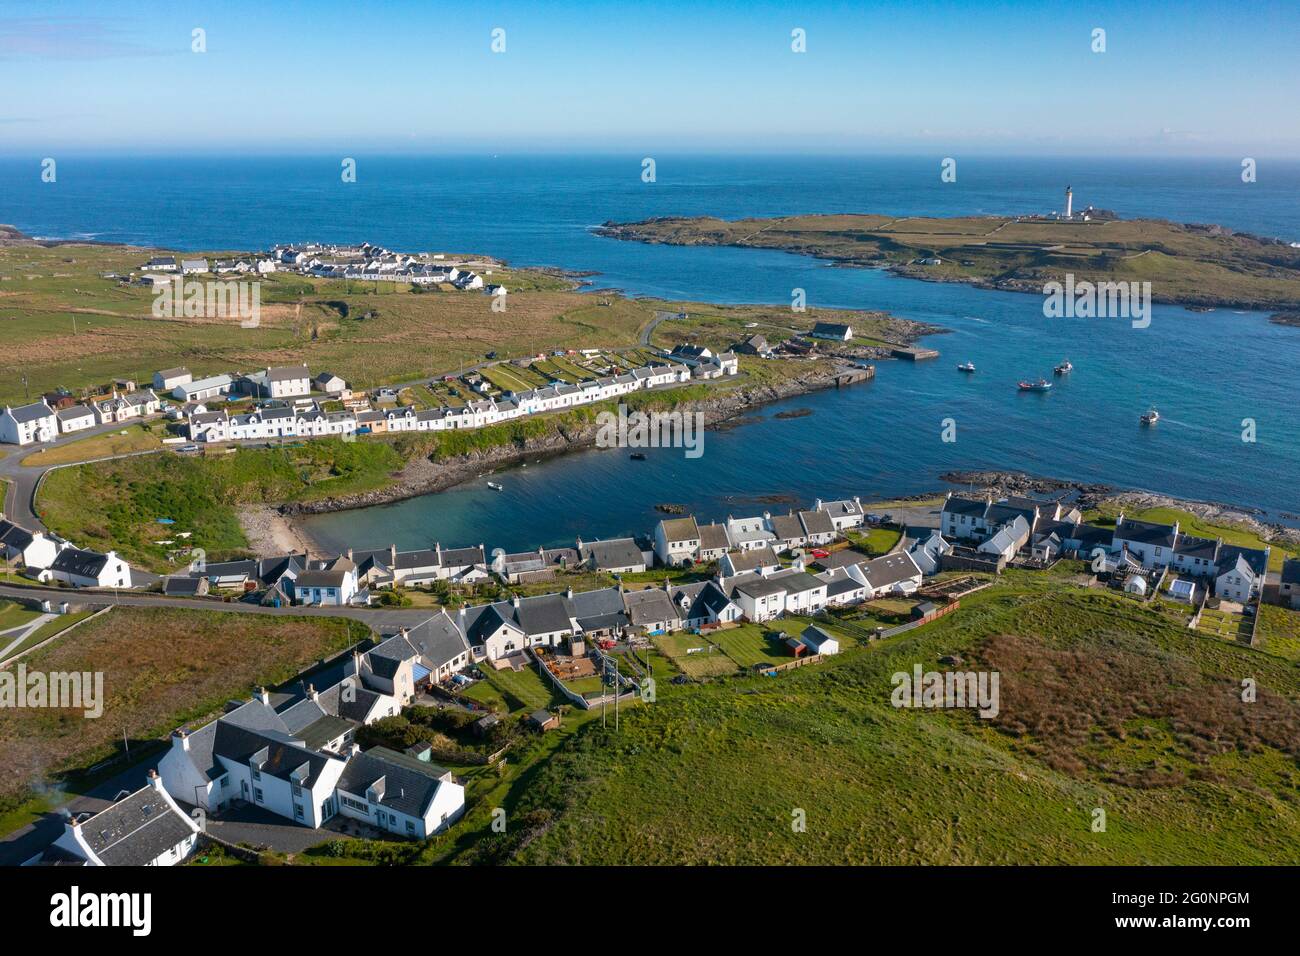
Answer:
487 481 503 491
1140 408 1160 426
1054 359 1073 375
957 362 976 373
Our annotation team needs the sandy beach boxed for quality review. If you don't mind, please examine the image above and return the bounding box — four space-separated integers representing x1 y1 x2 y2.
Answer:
238 505 326 557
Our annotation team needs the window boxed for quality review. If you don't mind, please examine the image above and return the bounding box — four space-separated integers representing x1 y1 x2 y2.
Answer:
251 768 261 780
406 821 415 834
294 804 304 821
253 787 263 802
292 784 302 797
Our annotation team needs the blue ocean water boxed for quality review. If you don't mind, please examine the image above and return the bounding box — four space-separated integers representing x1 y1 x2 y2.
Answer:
2 155 1297 550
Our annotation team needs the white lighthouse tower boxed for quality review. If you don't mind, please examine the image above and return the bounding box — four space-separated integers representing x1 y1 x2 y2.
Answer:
1064 186 1073 220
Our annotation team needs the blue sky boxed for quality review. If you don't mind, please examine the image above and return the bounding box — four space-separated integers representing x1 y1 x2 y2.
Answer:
1 0 1297 155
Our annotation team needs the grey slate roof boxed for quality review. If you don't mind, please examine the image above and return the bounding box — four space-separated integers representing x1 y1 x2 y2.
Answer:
7 401 55 424
336 746 451 819
580 537 645 570
623 587 679 626
49 547 111 578
514 593 574 636
77 784 195 866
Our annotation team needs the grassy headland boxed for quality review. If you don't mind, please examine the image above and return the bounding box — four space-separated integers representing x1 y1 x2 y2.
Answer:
597 214 1300 311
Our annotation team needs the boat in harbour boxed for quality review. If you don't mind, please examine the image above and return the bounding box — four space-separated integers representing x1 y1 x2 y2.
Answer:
1140 408 1160 426
1054 359 1073 375
1017 378 1053 392
957 361 976 372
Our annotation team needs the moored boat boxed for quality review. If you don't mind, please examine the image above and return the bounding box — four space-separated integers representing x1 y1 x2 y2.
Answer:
487 481 503 490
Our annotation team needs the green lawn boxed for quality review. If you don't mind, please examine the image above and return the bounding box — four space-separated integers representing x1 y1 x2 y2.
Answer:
481 664 561 713
652 631 738 678
710 623 799 669
0 600 40 633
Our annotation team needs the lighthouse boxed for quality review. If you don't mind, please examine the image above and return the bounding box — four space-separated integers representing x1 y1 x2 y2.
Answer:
1064 185 1073 220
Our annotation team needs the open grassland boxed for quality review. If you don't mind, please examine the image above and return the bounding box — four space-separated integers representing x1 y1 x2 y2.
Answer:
0 243 644 405
600 214 1300 310
0 241 930 405
464 572 1300 865
0 606 367 810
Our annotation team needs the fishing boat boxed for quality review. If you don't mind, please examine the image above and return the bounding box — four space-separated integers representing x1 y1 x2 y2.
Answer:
1017 378 1053 392
1140 407 1160 426
1054 359 1073 375
957 361 976 373
487 481 503 491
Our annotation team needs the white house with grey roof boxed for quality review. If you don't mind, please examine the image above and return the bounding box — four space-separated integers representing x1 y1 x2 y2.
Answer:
1 400 58 445
579 537 647 573
335 746 465 839
47 772 199 867
56 404 96 434
0 518 64 569
41 547 132 588
816 496 865 530
654 515 701 566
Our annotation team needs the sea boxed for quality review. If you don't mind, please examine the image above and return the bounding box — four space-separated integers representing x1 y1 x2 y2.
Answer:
3 154 1298 551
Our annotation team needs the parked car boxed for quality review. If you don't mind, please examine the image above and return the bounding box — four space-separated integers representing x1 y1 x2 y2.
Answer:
811 548 830 559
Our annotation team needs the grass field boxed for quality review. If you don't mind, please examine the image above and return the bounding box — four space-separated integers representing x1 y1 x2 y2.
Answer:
0 606 368 815
1255 604 1300 662
457 571 1300 865
652 631 738 678
21 423 165 467
0 600 39 633
480 663 560 713
710 622 802 669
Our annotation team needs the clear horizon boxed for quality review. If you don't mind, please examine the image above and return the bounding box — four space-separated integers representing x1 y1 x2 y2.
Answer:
3 0 1298 156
